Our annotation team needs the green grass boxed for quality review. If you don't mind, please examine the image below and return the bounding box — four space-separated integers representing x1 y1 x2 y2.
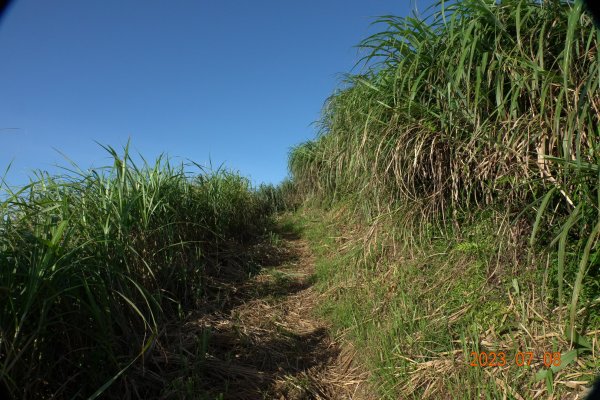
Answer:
285 0 600 397
4 1 600 398
0 143 277 399
289 206 597 398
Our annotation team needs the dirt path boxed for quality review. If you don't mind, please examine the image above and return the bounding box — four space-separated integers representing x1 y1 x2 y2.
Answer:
184 226 371 399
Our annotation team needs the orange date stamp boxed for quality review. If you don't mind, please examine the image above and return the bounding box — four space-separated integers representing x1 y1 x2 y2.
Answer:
469 351 561 367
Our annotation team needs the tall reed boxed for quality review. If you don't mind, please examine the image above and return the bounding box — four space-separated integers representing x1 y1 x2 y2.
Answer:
290 0 600 339
0 144 273 398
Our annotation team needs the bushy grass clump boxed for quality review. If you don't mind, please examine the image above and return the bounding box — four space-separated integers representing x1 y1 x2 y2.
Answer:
291 0 600 225
288 0 600 397
290 0 600 340
0 144 275 399
255 179 299 214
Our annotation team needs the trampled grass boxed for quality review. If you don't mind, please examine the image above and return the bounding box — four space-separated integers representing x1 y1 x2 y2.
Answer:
0 144 277 399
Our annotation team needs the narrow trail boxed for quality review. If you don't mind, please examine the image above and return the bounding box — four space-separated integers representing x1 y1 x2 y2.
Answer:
188 225 371 399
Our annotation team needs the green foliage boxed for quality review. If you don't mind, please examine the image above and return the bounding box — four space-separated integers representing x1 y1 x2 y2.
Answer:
255 178 298 214
290 0 600 353
0 144 274 399
293 205 594 398
288 0 600 397
290 0 600 229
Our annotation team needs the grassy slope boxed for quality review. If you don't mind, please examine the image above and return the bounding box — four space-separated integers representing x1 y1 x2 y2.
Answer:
285 1 600 398
288 205 599 399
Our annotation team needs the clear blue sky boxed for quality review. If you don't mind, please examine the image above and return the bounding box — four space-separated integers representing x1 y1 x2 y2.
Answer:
0 0 434 187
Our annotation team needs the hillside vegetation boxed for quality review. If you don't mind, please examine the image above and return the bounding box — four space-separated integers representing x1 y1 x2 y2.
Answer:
288 0 600 398
3 0 600 399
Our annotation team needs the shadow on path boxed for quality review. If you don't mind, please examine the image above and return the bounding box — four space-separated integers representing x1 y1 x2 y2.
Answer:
150 222 367 400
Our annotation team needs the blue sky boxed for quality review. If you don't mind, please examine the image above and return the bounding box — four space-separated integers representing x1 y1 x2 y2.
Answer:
0 0 434 187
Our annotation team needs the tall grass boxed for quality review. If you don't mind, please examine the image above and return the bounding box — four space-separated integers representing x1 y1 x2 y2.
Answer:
291 0 599 214
0 144 274 399
255 179 299 214
290 0 600 324
289 0 600 396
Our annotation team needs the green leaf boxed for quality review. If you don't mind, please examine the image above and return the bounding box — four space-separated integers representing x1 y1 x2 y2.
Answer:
512 278 520 296
565 329 592 350
529 188 557 248
535 349 584 382
546 368 554 393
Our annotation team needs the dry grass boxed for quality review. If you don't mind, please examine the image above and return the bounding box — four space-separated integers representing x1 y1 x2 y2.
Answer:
293 207 600 399
284 1 600 398
142 222 372 400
